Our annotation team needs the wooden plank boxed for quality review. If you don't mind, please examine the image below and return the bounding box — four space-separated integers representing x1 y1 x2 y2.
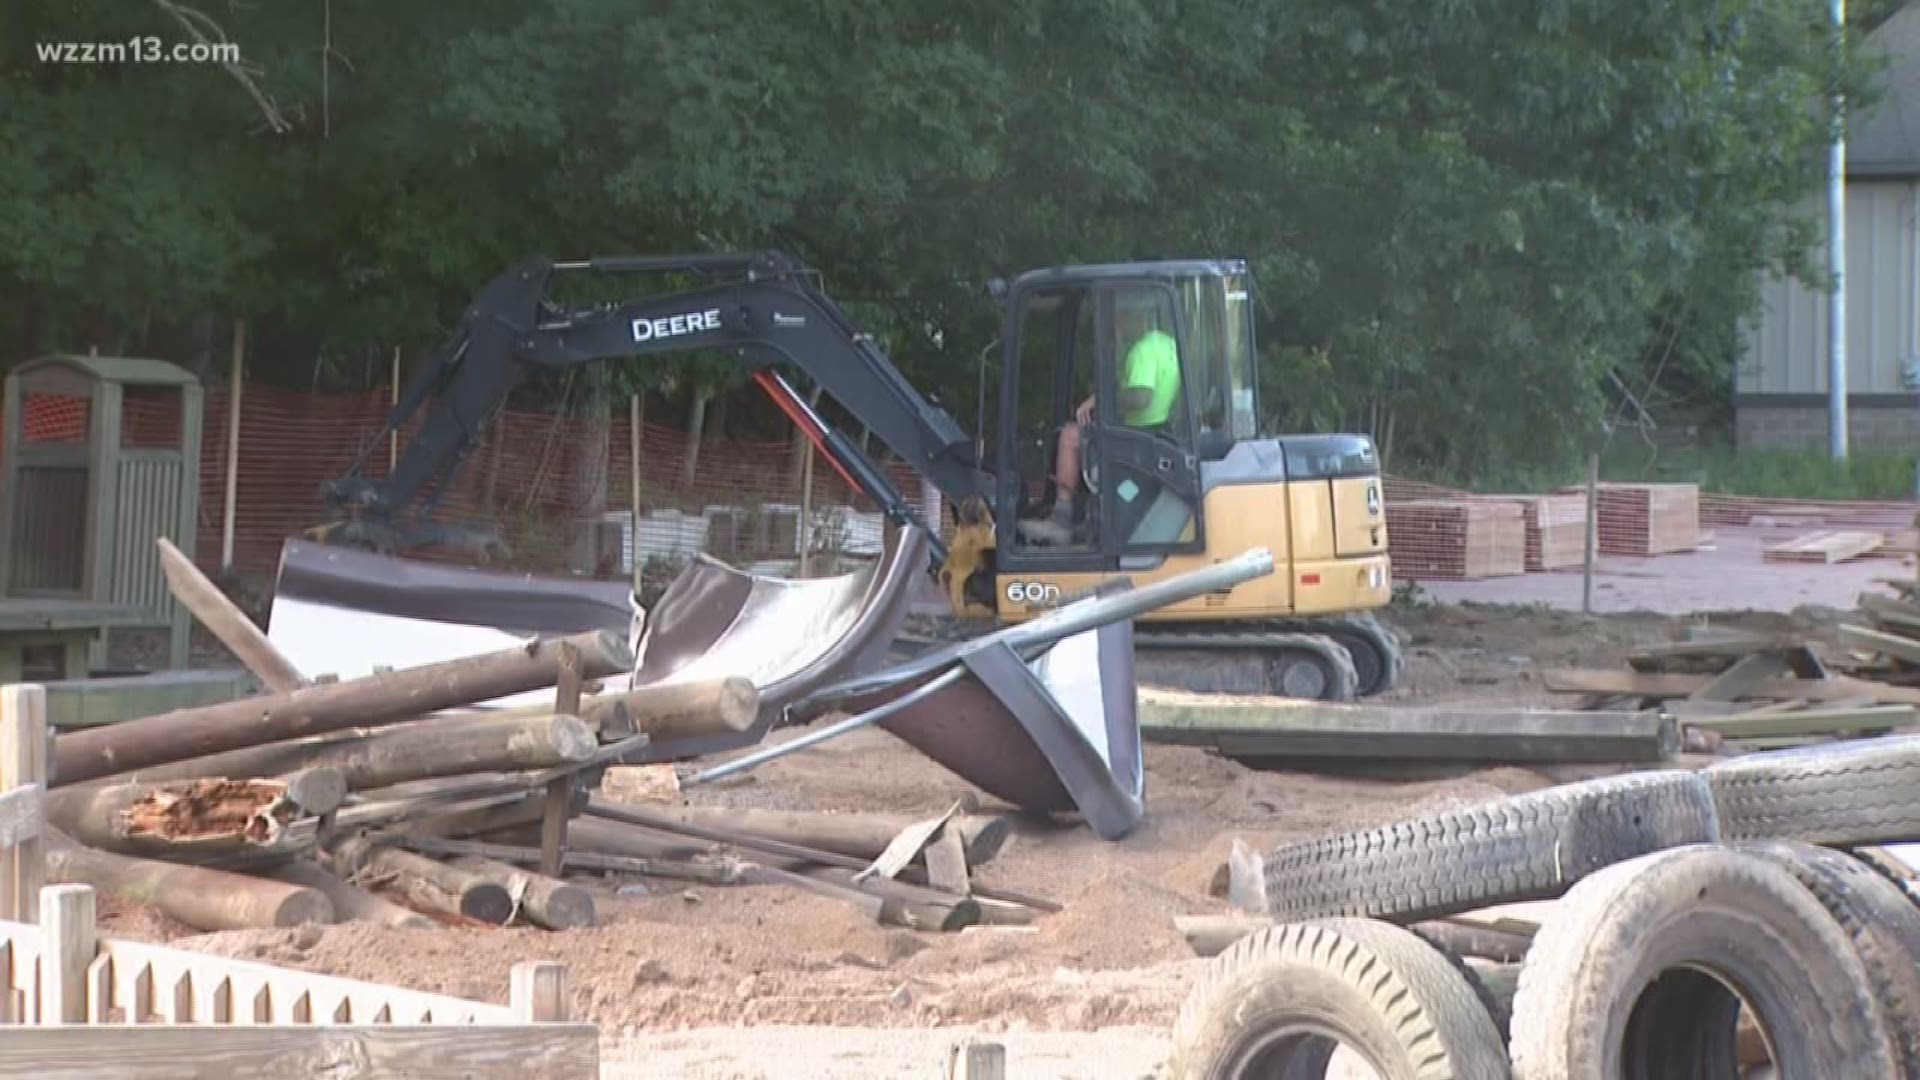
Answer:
1690 652 1788 701
1762 530 1885 564
0 685 47 923
1688 704 1914 739
1838 624 1920 667
1540 668 1920 705
1139 688 1677 762
41 883 94 1024
0 1025 600 1079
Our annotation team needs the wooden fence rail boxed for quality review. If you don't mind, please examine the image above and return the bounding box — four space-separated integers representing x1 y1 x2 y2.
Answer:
0 683 45 923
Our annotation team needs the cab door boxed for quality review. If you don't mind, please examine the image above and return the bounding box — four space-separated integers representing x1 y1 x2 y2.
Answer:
1092 282 1206 560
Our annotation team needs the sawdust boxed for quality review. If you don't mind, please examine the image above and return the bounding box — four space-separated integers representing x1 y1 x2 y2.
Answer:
113 602 1738 1035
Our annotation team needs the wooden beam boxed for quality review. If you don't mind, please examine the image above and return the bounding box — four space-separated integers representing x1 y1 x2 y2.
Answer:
1688 704 1914 740
1139 688 1677 762
1541 668 1920 705
1838 624 1920 666
1689 651 1788 701
156 537 304 693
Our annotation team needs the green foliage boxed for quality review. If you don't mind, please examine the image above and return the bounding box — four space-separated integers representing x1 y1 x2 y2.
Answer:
0 0 1894 470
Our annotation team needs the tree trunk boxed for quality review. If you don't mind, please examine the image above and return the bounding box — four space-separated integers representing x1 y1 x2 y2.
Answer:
44 777 311 861
680 389 709 490
46 840 333 930
571 365 611 575
52 631 629 786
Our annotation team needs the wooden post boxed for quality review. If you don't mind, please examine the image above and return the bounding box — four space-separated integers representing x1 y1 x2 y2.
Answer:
0 684 47 922
510 960 570 1022
1582 450 1600 615
629 393 643 592
798 430 816 577
947 1040 1006 1080
221 319 244 572
40 883 94 1024
539 644 583 878
389 346 401 472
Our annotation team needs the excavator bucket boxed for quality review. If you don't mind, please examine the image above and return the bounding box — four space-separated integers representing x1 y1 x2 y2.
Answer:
264 526 927 759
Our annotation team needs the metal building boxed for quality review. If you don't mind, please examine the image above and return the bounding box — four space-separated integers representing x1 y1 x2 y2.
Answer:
1738 5 1920 450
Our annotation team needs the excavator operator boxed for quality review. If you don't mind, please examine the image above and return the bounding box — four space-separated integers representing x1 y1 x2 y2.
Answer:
1025 294 1182 545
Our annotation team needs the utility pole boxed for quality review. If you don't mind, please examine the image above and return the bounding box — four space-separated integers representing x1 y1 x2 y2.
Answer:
1829 0 1850 460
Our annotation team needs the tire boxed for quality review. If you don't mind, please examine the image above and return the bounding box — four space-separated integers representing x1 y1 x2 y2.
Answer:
1507 844 1896 1080
1703 734 1920 844
1167 917 1510 1080
1262 770 1719 924
1730 839 1920 1078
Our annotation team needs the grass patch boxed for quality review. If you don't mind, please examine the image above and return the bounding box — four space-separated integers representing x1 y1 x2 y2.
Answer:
1405 439 1920 501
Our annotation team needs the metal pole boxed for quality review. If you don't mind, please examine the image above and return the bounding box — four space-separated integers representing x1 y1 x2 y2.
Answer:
1829 0 1849 460
684 666 968 785
1582 451 1599 615
220 319 244 572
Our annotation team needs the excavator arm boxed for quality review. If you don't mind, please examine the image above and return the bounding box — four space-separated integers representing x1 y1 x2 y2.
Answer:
317 251 988 566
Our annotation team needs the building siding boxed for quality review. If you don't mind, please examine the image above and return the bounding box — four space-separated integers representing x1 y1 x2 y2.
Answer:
1738 179 1920 397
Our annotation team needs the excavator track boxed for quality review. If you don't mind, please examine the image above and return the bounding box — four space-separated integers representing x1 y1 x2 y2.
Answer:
1131 627 1361 703
1243 611 1405 697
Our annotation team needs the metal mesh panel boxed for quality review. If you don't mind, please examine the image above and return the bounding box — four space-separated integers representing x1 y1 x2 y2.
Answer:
9 464 88 593
110 453 185 618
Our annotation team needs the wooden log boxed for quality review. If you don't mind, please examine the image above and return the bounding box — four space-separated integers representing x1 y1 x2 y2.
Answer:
491 816 710 862
649 806 1013 867
1175 914 1269 957
258 859 436 929
583 798 1061 911
322 838 515 924
448 854 596 930
155 536 306 693
403 834 745 887
1417 920 1535 963
87 711 599 794
1138 688 1678 763
52 630 631 786
45 835 332 930
581 677 759 742
43 777 309 860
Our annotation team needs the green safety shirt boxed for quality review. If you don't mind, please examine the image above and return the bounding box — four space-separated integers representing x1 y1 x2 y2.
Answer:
1121 329 1180 427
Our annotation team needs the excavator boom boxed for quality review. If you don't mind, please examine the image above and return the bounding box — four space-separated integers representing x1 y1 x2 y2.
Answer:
318 251 988 563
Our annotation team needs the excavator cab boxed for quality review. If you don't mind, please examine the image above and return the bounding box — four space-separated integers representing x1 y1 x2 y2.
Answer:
949 258 1402 701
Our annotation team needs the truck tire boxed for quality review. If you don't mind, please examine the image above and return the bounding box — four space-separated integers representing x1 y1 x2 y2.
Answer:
1703 735 1920 844
1262 771 1719 924
1730 840 1920 1079
1507 844 1895 1080
1167 917 1510 1080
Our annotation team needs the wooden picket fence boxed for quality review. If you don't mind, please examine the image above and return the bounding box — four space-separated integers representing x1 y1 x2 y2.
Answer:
0 682 600 1079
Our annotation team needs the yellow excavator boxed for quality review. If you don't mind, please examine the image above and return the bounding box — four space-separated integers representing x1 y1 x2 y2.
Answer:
309 251 1399 700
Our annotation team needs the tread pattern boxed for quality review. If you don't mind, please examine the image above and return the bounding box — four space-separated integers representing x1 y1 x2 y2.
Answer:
1262 771 1719 924
1508 844 1895 1080
1135 629 1361 701
1731 840 1920 1078
1704 735 1920 844
1168 917 1509 1080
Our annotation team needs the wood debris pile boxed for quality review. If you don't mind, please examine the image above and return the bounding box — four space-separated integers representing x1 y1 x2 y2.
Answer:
1536 577 1920 753
32 540 1048 937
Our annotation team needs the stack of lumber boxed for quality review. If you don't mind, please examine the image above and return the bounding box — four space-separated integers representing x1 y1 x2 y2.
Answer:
1385 499 1525 580
26 539 1049 936
1551 482 1699 556
1760 530 1885 565
1476 493 1587 570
